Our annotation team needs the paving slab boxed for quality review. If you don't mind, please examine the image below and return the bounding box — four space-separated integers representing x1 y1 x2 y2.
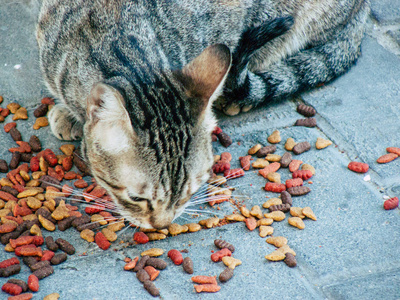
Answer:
370 0 400 24
1 1 400 300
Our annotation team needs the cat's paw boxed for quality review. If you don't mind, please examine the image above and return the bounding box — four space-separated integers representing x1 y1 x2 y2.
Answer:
48 104 83 140
214 97 254 116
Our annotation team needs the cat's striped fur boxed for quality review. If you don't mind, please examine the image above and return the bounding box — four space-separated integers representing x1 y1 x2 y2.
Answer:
37 0 369 228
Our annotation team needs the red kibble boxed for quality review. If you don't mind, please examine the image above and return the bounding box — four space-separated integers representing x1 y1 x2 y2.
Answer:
84 204 105 214
258 162 281 178
264 182 286 193
14 245 43 257
41 250 55 261
41 97 55 106
239 155 252 171
383 197 399 210
288 159 303 172
292 169 313 180
133 232 149 244
8 293 33 300
4 122 17 133
223 168 245 179
0 257 20 269
2 282 22 296
1 108 10 117
74 179 88 189
376 153 398 164
285 178 304 188
48 167 63 182
220 152 232 162
191 275 218 285
211 248 232 262
144 265 160 281
167 249 183 265
95 232 110 250
245 217 257 231
207 194 230 206
348 161 369 173
27 274 39 292
212 160 230 173
10 236 44 249
386 147 400 156
29 156 40 172
64 171 77 180
13 205 32 217
212 126 222 135
194 284 221 293
0 222 17 233
43 149 58 166
62 156 73 172
124 256 139 271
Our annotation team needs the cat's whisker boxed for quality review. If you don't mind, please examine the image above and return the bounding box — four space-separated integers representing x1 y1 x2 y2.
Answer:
183 208 225 217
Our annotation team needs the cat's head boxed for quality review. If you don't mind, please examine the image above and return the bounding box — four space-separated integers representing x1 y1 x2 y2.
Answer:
82 44 231 229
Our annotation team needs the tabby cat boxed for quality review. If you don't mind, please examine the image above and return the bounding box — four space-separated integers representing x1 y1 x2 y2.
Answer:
36 0 369 229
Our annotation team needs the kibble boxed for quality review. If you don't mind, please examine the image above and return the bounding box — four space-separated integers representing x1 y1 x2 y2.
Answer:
348 161 369 173
141 248 164 257
9 127 22 142
292 141 311 155
268 203 291 212
287 186 311 196
216 132 232 148
32 265 54 280
211 248 232 262
194 284 221 293
55 238 75 255
248 144 262 155
302 207 317 220
214 239 235 252
316 137 332 149
267 130 281 144
256 145 276 157
296 104 316 117
284 253 297 267
288 217 305 229
295 118 317 127
143 280 160 297
219 267 234 282
259 225 274 237
262 198 282 209
377 153 398 164
182 257 194 274
285 138 296 151
280 152 292 168
383 197 399 210
145 257 167 270
27 274 39 292
266 236 288 248
168 249 183 265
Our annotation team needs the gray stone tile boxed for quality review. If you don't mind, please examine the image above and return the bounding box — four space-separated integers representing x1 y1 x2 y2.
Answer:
370 0 400 24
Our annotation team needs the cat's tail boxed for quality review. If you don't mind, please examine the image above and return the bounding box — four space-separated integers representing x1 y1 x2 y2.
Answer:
219 0 370 115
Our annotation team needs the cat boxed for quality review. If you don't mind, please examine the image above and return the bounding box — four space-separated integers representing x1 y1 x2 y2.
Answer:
36 0 370 229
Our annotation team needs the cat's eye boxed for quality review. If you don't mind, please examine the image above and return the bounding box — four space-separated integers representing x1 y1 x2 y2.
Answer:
130 196 147 202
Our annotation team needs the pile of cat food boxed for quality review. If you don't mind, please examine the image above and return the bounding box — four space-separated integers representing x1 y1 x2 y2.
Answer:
0 95 398 298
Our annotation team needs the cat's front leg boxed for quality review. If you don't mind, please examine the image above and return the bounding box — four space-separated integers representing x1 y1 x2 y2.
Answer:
48 104 83 140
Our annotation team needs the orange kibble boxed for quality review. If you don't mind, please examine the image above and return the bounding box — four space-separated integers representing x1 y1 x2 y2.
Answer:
377 153 398 164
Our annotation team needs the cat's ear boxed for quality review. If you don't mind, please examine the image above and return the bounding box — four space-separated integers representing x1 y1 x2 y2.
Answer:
86 82 135 152
175 44 231 113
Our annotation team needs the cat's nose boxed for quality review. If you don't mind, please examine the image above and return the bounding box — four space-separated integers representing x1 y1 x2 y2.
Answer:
149 213 174 229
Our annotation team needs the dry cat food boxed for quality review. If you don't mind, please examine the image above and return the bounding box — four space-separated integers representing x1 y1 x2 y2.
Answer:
143 280 160 297
267 130 281 144
284 253 297 267
134 232 149 244
211 248 232 262
214 239 235 252
27 274 39 292
294 118 317 127
212 127 232 148
256 145 277 157
194 283 221 293
287 186 311 196
315 137 332 149
219 267 234 282
292 141 311 155
264 182 286 193
280 152 292 168
383 197 399 210
167 249 183 265
182 257 194 274
292 169 313 180
296 104 316 117
348 161 369 173
376 153 398 164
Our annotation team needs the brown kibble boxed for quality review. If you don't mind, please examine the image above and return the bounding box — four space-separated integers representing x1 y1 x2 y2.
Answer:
267 130 281 144
55 238 75 255
143 280 160 297
33 117 49 130
32 265 54 279
141 248 164 257
268 203 291 213
9 127 22 142
13 107 28 121
182 257 194 274
219 268 234 282
288 217 305 229
295 118 317 127
28 136 42 152
34 103 49 118
51 253 68 265
248 144 262 155
292 141 311 155
302 207 317 221
281 191 293 206
259 225 274 237
0 159 9 173
287 186 311 196
214 239 235 252
145 257 167 270
266 236 288 248
136 268 150 283
256 145 277 157
297 104 316 117
284 253 297 267
316 137 332 149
